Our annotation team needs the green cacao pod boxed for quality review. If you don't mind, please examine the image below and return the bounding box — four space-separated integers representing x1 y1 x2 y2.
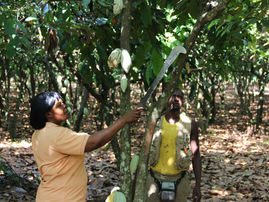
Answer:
113 191 126 202
108 48 122 69
121 49 132 73
130 155 139 176
113 0 124 15
120 75 128 93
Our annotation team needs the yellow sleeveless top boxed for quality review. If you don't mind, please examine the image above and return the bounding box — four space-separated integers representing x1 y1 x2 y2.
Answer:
151 117 181 175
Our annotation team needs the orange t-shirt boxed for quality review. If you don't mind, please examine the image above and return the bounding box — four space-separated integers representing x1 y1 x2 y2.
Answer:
32 122 90 202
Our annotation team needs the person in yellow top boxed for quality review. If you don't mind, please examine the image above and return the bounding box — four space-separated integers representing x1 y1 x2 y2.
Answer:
145 88 201 202
30 92 142 202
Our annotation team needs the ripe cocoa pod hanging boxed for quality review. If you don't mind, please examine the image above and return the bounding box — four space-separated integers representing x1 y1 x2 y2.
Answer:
113 0 124 15
121 49 132 73
120 75 128 93
107 48 122 69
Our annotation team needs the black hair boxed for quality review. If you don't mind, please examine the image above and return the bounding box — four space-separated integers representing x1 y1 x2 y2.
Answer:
172 88 184 100
30 92 62 129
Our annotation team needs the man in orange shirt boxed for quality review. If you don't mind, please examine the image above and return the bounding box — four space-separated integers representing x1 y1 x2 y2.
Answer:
30 92 142 202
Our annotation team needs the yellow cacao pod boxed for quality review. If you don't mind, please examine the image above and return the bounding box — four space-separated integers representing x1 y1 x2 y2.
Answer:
121 49 132 73
108 48 122 69
105 192 114 202
113 0 124 15
105 187 123 202
120 75 128 93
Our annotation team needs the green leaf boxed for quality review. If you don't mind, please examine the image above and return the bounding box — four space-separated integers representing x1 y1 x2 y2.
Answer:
97 44 107 62
151 48 163 76
4 19 15 36
15 19 27 33
21 37 31 48
134 46 146 68
141 3 152 27
134 41 151 68
146 63 153 86
202 81 211 87
201 87 211 102
25 17 38 22
189 81 197 102
212 185 217 189
207 19 220 30
6 37 20 58
82 0 91 10
98 0 112 7
78 62 93 84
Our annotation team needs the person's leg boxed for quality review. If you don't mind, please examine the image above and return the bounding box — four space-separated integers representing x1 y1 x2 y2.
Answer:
175 174 191 202
145 173 161 202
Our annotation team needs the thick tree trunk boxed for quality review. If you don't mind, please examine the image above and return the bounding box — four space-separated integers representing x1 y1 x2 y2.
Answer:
119 0 133 201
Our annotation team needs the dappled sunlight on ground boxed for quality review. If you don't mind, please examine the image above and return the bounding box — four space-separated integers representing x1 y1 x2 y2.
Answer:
0 139 32 149
0 84 268 201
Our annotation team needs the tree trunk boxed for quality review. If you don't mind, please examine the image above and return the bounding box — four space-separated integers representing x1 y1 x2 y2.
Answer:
256 78 265 127
29 64 36 97
74 88 89 132
43 56 59 92
119 0 133 201
209 76 216 124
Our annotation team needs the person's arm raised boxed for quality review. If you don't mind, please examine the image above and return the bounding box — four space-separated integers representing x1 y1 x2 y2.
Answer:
84 108 143 152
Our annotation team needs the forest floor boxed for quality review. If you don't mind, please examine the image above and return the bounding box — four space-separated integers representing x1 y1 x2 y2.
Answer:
0 86 268 202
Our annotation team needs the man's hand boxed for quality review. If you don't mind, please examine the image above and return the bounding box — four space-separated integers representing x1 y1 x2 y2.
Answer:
192 185 201 202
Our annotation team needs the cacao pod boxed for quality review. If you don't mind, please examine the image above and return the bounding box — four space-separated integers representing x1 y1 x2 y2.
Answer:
120 75 128 93
113 0 124 15
113 191 126 202
108 48 122 69
130 155 139 176
121 49 132 73
105 192 114 202
105 187 121 202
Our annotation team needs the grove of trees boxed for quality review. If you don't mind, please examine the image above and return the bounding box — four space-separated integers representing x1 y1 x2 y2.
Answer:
0 0 268 201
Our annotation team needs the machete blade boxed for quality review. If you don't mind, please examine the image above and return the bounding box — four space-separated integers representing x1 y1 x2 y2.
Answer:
138 46 186 107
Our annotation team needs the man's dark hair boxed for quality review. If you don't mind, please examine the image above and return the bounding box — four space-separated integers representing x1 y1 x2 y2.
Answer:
172 88 184 100
30 92 62 129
